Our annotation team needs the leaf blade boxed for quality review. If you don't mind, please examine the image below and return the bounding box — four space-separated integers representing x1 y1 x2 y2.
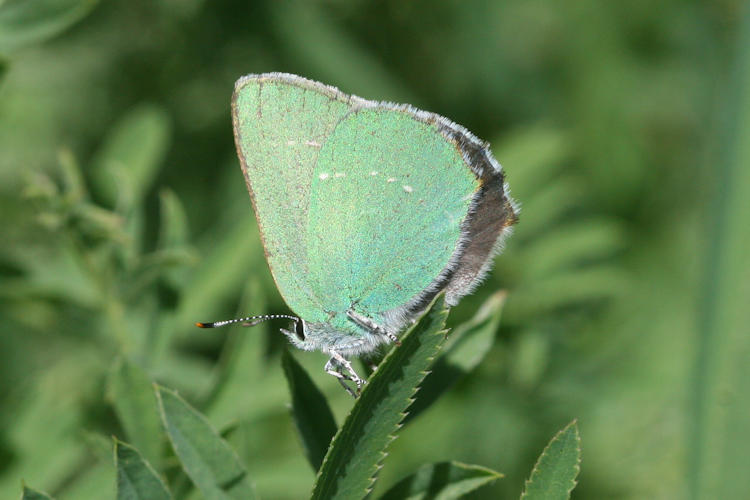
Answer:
378 461 502 500
107 357 164 471
405 291 504 424
155 385 256 500
0 0 99 52
520 421 581 500
21 485 55 500
281 350 338 472
311 295 449 500
114 440 172 500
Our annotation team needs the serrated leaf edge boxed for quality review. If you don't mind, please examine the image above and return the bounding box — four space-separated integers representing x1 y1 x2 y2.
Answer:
311 301 449 499
520 420 581 500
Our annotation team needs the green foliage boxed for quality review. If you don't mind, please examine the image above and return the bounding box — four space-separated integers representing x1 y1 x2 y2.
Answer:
311 296 448 499
405 291 505 424
689 4 750 498
107 358 164 470
21 485 55 500
521 421 581 500
155 385 257 500
0 0 99 53
282 350 337 472
114 440 171 500
378 461 502 500
1 0 747 499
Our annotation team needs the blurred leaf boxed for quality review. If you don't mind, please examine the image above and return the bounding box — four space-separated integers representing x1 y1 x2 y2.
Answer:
155 385 257 500
520 421 581 500
157 189 190 251
57 148 86 203
518 219 626 279
114 440 171 500
21 485 55 500
690 3 750 498
404 290 505 424
281 350 337 472
0 0 99 52
494 125 569 199
268 1 413 103
311 295 448 500
91 105 171 210
378 461 502 500
107 358 163 470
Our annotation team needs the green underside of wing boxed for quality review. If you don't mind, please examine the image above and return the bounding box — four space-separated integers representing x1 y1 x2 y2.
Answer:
233 76 351 320
307 109 476 330
234 77 478 332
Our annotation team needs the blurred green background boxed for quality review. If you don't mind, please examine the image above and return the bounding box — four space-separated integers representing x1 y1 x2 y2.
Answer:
1 0 749 498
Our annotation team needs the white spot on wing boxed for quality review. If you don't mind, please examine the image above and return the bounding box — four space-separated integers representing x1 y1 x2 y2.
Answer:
403 185 413 193
319 173 329 180
370 171 378 176
387 178 396 183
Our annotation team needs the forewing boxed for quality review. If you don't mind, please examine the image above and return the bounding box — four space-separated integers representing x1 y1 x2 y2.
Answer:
232 74 353 319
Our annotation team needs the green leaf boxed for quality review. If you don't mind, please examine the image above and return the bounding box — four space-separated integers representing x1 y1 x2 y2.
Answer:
107 357 164 470
520 421 581 500
311 295 449 500
114 440 172 500
405 291 504 424
281 349 338 471
378 461 502 500
690 4 750 498
91 104 171 209
21 485 55 500
157 189 190 251
0 0 99 52
155 385 257 500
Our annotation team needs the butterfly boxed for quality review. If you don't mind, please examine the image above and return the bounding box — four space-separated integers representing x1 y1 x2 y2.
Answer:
197 73 517 396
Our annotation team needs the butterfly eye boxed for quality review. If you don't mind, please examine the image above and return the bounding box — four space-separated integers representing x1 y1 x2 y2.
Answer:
294 319 306 341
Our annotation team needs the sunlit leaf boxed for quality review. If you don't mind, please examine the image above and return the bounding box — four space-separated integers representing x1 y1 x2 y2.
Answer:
520 421 581 500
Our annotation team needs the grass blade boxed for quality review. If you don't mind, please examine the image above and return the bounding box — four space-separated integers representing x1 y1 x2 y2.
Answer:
405 291 504 424
281 350 337 472
690 4 750 498
311 295 449 500
378 461 502 500
114 440 171 500
155 385 256 500
520 421 581 500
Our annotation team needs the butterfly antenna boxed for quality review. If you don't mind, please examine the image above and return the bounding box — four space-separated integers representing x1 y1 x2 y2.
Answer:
195 314 299 329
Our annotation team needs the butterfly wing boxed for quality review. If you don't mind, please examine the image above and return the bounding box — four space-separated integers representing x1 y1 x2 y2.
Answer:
305 107 480 331
232 73 356 321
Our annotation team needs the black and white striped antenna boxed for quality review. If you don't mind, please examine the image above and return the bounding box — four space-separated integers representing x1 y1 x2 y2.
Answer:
195 314 299 329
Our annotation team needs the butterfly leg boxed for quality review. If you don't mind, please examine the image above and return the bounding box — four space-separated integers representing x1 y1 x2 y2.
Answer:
325 358 358 398
326 350 366 397
346 309 401 345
